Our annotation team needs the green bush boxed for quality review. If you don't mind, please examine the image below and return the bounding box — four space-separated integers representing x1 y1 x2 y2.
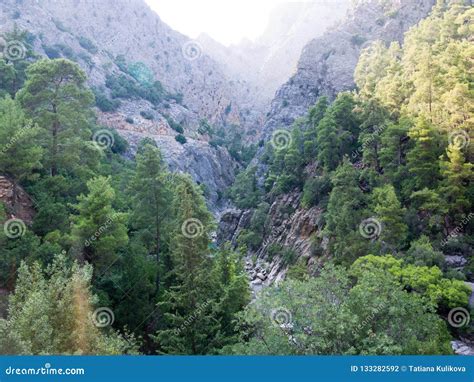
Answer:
93 89 121 112
175 134 187 144
301 174 332 208
105 74 166 105
165 116 184 133
350 34 366 46
237 229 262 251
140 110 154 120
42 45 61 59
78 36 98 54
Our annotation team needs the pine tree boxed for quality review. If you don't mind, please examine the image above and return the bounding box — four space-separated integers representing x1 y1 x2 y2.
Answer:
17 59 99 177
406 117 442 192
69 176 128 276
325 159 368 264
0 96 42 208
371 184 408 250
212 243 250 344
1 26 36 96
153 175 219 354
379 117 411 190
356 99 389 172
354 41 390 100
316 114 339 171
128 142 170 292
438 143 473 222
304 96 329 159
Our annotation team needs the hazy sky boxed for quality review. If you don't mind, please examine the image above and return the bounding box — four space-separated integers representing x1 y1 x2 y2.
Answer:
145 0 291 46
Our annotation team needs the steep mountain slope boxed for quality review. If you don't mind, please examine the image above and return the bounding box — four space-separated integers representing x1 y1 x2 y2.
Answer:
0 0 254 209
199 0 350 113
262 0 437 139
219 0 441 286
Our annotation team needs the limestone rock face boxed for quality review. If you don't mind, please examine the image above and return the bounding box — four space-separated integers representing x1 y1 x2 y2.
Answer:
262 0 437 140
117 128 236 211
0 176 35 224
0 0 251 128
0 0 258 210
216 208 253 245
199 1 351 115
451 340 474 356
230 0 438 283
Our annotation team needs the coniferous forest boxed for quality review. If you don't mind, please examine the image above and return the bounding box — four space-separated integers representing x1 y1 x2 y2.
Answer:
0 0 472 356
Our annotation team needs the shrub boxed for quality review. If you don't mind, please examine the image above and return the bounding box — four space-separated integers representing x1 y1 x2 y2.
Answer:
78 36 98 54
301 174 332 208
165 116 184 133
350 34 366 46
125 117 134 124
105 74 166 105
93 89 121 112
140 110 154 120
237 229 262 251
43 45 61 59
175 134 187 144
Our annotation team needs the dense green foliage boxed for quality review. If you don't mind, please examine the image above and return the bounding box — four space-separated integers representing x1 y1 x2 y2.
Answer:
228 1 473 354
0 52 250 355
226 262 453 355
0 1 472 356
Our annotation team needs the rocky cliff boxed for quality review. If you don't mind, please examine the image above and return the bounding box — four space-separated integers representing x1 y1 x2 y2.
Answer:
262 0 437 139
198 0 350 115
0 0 257 210
218 0 440 283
